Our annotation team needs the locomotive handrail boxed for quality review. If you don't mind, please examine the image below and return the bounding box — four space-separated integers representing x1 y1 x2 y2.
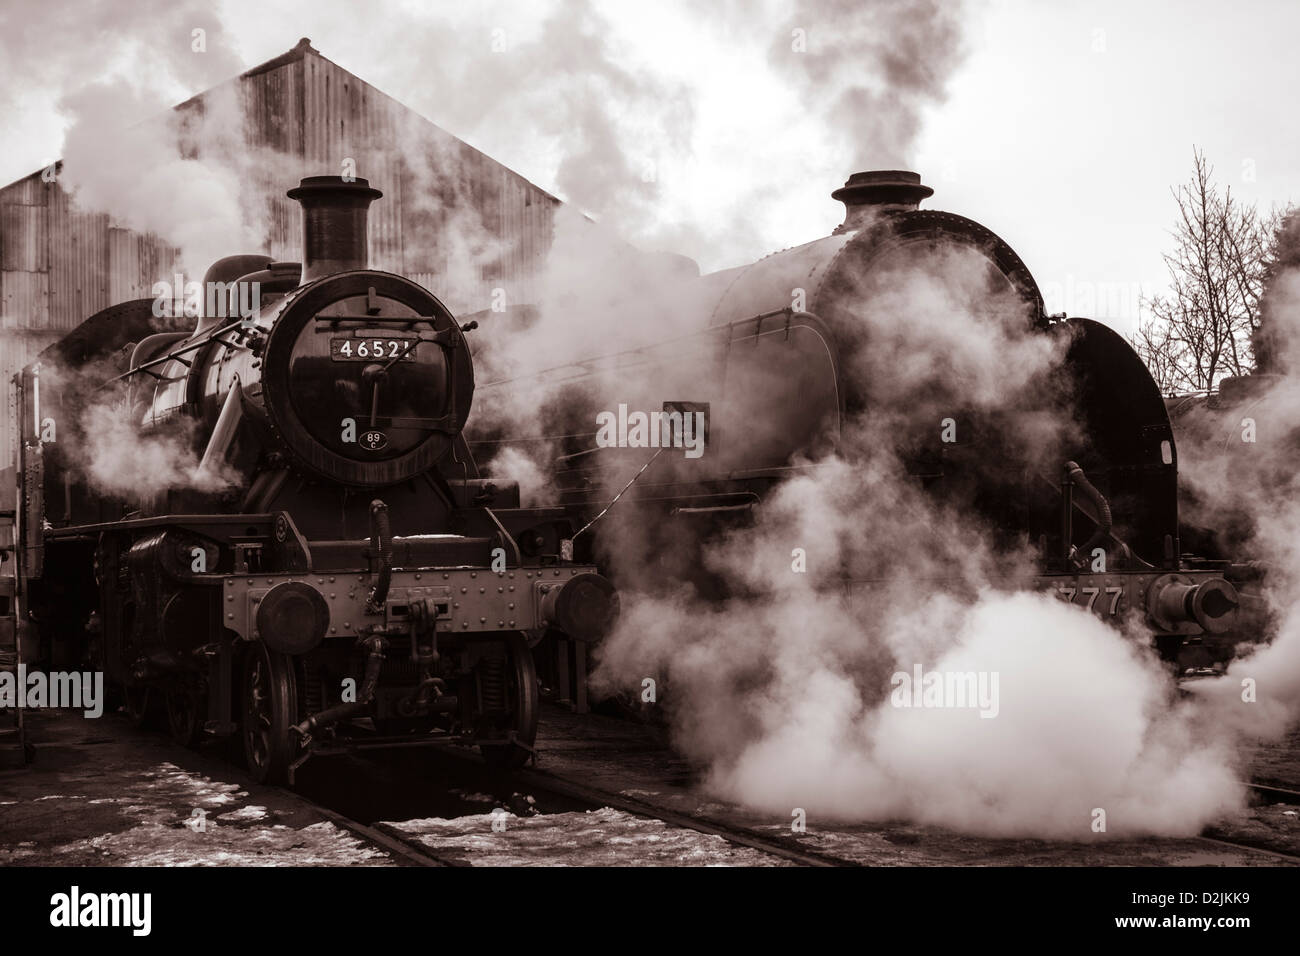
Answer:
479 322 739 389
312 314 449 326
94 316 252 392
477 307 819 391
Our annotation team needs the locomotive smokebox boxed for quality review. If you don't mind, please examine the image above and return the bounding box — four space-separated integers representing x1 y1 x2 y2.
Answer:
287 175 383 282
832 169 933 232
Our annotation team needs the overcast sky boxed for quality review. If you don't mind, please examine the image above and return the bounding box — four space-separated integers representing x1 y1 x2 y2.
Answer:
1 0 1296 336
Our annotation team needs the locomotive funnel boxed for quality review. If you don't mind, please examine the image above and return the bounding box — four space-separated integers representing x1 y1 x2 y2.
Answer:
287 175 383 282
832 170 933 232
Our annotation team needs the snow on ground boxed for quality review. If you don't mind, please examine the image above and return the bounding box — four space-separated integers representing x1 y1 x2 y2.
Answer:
0 760 392 867
387 806 788 866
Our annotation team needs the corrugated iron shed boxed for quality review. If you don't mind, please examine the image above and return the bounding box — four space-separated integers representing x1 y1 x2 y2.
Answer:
0 37 562 458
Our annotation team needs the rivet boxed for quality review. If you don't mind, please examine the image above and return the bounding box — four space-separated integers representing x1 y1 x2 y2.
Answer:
508 585 515 592
462 622 469 629
471 572 477 579
479 616 486 623
330 626 337 633
442 573 449 580
479 587 485 594
498 620 504 627
508 620 514 627
330 593 336 599
227 612 234 619
227 595 234 602
498 587 504 593
461 587 468 594
344 622 351 629
508 602 514 610
414 573 421 580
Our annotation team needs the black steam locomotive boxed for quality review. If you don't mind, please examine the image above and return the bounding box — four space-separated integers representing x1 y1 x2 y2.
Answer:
475 170 1252 669
7 176 616 783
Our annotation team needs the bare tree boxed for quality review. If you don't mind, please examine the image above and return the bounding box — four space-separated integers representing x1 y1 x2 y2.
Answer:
1130 148 1279 393
1130 313 1186 394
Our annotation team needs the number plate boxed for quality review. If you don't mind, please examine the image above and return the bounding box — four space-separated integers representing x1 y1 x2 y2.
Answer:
1053 580 1126 616
330 338 417 362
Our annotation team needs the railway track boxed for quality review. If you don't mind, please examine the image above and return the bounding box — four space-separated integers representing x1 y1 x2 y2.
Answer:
293 748 857 867
297 742 1300 868
305 802 469 867
1192 780 1300 863
105 710 1300 867
510 764 856 867
1243 780 1300 805
493 765 1300 867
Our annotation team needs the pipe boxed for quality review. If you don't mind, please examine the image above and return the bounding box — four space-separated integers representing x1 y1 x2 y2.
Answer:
1063 461 1112 561
198 384 244 481
291 634 388 738
366 499 392 613
397 677 451 717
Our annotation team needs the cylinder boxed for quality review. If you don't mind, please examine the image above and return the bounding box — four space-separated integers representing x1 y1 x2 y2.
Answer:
1150 576 1240 634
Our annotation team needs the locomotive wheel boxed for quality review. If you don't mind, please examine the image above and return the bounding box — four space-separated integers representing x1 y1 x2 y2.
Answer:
241 642 300 785
165 685 205 748
478 633 540 769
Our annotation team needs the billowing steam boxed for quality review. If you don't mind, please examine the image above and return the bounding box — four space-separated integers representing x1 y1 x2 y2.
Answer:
583 242 1287 839
79 401 234 498
0 0 262 273
1161 207 1300 763
767 0 967 168
29 354 237 502
58 81 286 275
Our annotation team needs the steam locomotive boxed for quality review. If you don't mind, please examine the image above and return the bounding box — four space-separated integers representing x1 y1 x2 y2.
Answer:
6 176 617 783
474 170 1254 669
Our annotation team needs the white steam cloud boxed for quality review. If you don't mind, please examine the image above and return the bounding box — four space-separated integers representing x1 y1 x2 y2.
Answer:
79 401 234 498
584 242 1293 839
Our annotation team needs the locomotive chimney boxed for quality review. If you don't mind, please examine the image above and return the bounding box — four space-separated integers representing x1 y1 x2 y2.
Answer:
287 175 383 282
832 170 933 233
